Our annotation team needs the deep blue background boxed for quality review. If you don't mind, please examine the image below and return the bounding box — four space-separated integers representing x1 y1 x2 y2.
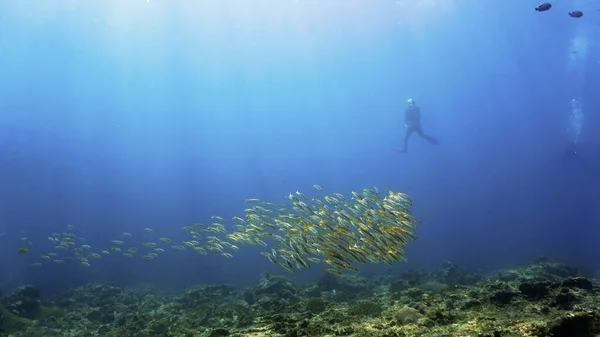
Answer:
1 0 599 294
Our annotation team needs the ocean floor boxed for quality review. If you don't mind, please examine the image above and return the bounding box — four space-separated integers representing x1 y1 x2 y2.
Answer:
1 258 599 337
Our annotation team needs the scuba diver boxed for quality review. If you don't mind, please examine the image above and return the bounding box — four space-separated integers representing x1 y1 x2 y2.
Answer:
398 98 438 153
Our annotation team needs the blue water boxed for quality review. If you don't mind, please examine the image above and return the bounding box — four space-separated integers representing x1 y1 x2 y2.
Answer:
1 0 599 293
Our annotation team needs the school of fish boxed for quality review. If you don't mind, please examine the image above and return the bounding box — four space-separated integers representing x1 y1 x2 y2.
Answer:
7 186 419 274
230 185 418 274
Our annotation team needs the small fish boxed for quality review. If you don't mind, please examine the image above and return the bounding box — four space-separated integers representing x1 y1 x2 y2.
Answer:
295 190 307 200
568 11 583 18
142 228 154 233
193 247 207 255
17 247 28 254
211 215 225 223
535 3 551 11
29 262 42 267
261 251 278 264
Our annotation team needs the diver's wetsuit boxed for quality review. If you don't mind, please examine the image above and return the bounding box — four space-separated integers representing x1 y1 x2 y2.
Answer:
402 105 438 152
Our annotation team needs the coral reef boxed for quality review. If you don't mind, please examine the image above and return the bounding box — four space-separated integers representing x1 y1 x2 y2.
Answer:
1 258 599 337
1 286 41 319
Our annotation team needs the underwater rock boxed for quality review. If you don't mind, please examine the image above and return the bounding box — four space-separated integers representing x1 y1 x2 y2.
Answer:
398 269 430 286
431 263 484 286
254 274 297 299
299 285 321 298
551 289 578 309
405 287 424 299
0 308 34 333
541 311 600 337
438 262 465 284
495 260 579 284
97 324 111 335
538 261 579 279
418 281 449 294
145 317 170 335
317 273 369 294
389 278 410 293
456 298 481 310
392 282 448 302
207 327 230 337
495 270 524 282
316 273 338 291
393 306 422 325
326 289 354 303
305 297 326 314
519 281 551 299
1 285 41 319
181 285 236 308
85 308 114 324
5 258 600 337
348 300 382 317
426 309 456 325
561 276 593 290
242 290 254 305
57 284 124 308
256 295 289 311
489 288 519 305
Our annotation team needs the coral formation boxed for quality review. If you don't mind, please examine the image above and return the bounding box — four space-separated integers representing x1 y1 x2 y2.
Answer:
1 258 599 337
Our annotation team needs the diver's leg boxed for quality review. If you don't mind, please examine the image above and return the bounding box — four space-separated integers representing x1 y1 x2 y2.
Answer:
402 128 414 152
417 127 438 145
